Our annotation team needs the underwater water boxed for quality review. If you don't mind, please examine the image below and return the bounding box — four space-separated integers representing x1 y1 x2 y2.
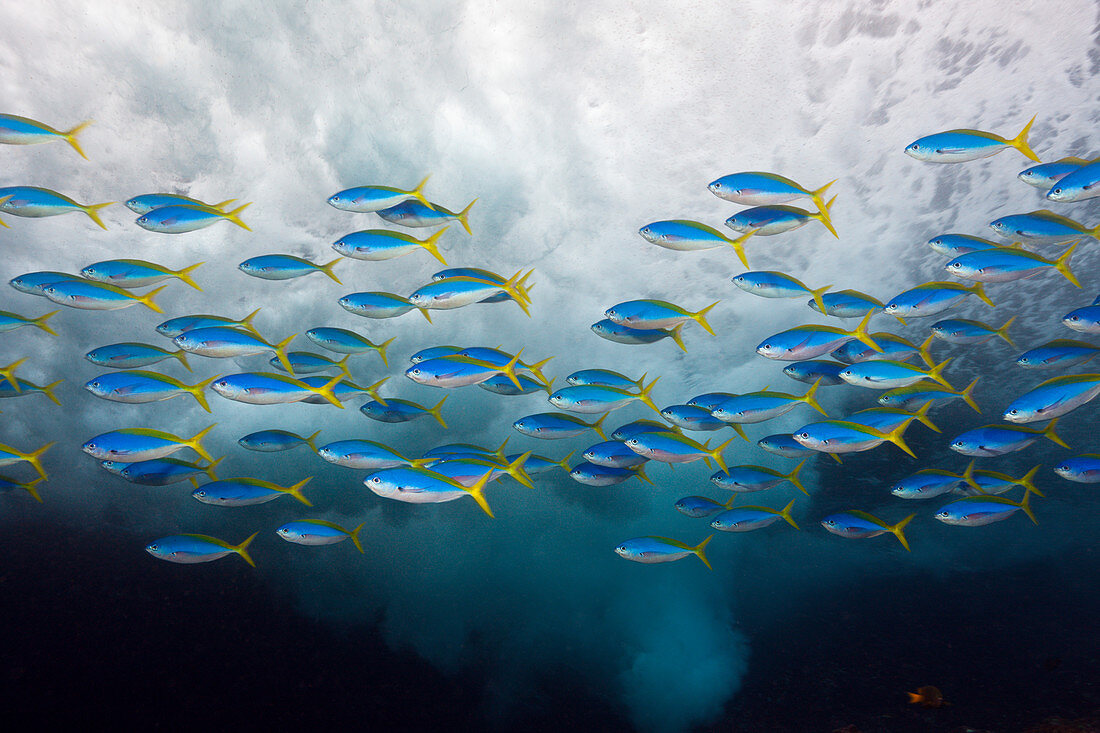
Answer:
2 2 1100 731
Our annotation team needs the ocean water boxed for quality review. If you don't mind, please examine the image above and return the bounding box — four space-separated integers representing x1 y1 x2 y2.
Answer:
2 2 1100 731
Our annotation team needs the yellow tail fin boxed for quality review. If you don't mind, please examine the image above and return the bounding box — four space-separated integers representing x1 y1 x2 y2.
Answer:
420 226 449 264
349 523 365 554
464 469 496 517
809 179 837 217
33 310 59 337
319 258 342 284
693 535 714 570
83 201 114 230
1041 417 1069 449
1053 242 1081 288
429 396 448 428
779 498 800 529
668 322 687 352
890 514 916 551
815 195 839 238
284 477 313 506
234 532 259 567
693 301 720 336
850 311 881 352
0 358 27 392
456 198 477 235
808 284 832 315
174 349 192 372
374 336 395 367
801 379 828 416
186 424 217 462
725 229 756 268
188 375 220 413
960 377 981 413
175 261 205 291
787 460 809 496
223 202 252 231
969 281 995 308
63 120 93 160
40 380 63 406
23 441 56 480
995 316 1017 350
138 285 168 314
1009 115 1040 163
410 174 433 210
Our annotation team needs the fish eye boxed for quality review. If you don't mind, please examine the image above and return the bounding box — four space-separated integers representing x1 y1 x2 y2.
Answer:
196 491 205 497
91 382 99 388
1009 409 1017 415
1053 188 1061 195
712 182 722 189
371 477 381 483
149 544 158 551
1070 316 1080 322
799 432 809 439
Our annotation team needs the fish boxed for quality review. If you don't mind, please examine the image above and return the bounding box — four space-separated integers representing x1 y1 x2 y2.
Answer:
582 440 649 468
1003 374 1100 423
192 476 312 507
456 347 552 384
591 319 686 351
210 373 344 408
1015 339 1100 369
269 351 352 377
156 308 262 338
0 310 58 336
0 441 54 479
948 419 1067 457
831 333 931 364
904 117 1039 163
300 375 388 405
327 175 433 212
317 439 429 470
410 345 463 363
963 465 1043 498
845 404 939 434
238 255 342 283
793 419 916 458
757 433 818 459
276 520 365 553
506 452 572 476
1046 159 1100 202
943 244 1079 286
145 533 258 566
44 280 166 313
685 393 741 411
173 326 297 375
478 373 552 396
934 491 1036 526
891 464 975 499
675 495 734 518
361 396 448 427
1061 304 1100 334
305 327 396 363
1053 454 1100 483
707 172 835 211
1018 157 1096 189
782 360 846 386
883 280 994 320
428 268 518 303
614 536 713 569
926 233 1004 257
930 317 1017 348
989 210 1100 244
711 499 799 532
81 425 215 463
711 382 826 425
119 457 222 488
907 686 948 708
0 185 112 228
725 198 838 239
820 511 914 550
878 377 981 413
85 342 192 373
84 371 219 411
364 465 498 517
568 461 651 487
622 431 736 472
0 475 45 502
332 227 448 265
0 114 91 158
135 202 251 234
732 271 832 313
756 311 880 361
659 404 729 431
838 356 953 391
81 259 204 291
339 291 432 322
807 289 883 318
548 378 661 415
408 270 533 316
377 198 477 235
238 429 321 453
604 299 718 334
711 461 807 495
611 419 677 442
124 194 236 214
8 271 84 296
639 220 758 266
512 412 606 440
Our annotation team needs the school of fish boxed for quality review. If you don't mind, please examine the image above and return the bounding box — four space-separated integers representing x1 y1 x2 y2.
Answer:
2 113 1098 568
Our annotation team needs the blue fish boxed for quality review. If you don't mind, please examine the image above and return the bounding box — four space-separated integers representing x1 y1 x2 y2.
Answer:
711 462 807 494
376 199 477 235
614 536 713 569
0 309 58 335
934 492 1036 527
1018 157 1095 190
943 245 1079 286
155 308 262 338
305 328 393 365
238 430 320 453
8 271 83 296
1003 374 1100 423
659 404 728 431
276 520 365 552
361 396 448 427
332 227 448 264
725 199 838 238
731 270 831 313
145 533 258 566
85 342 191 371
0 185 112 228
707 172 835 210
192 476 312 507
610 419 676 442
0 475 45 502
638 220 757 266
591 319 686 351
757 434 817 459
949 420 1067 457
135 202 251 234
1062 304 1100 334
239 255 341 283
568 462 651 487
891 464 974 499
989 210 1100 244
81 259 204 290
125 193 235 214
904 118 1038 163
410 345 463 363
119 457 222 487
1015 339 1100 369
782 360 846 386
339 291 432 322
820 511 914 550
0 114 91 158
675 495 733 518
513 412 607 440
926 233 1003 257
43 280 166 313
82 426 215 463
1054 454 1100 483
327 175 432 212
582 440 648 468
931 318 1017 348
807 289 883 318
1046 159 1100 202
711 499 799 532
317 439 427 470
883 280 994 320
